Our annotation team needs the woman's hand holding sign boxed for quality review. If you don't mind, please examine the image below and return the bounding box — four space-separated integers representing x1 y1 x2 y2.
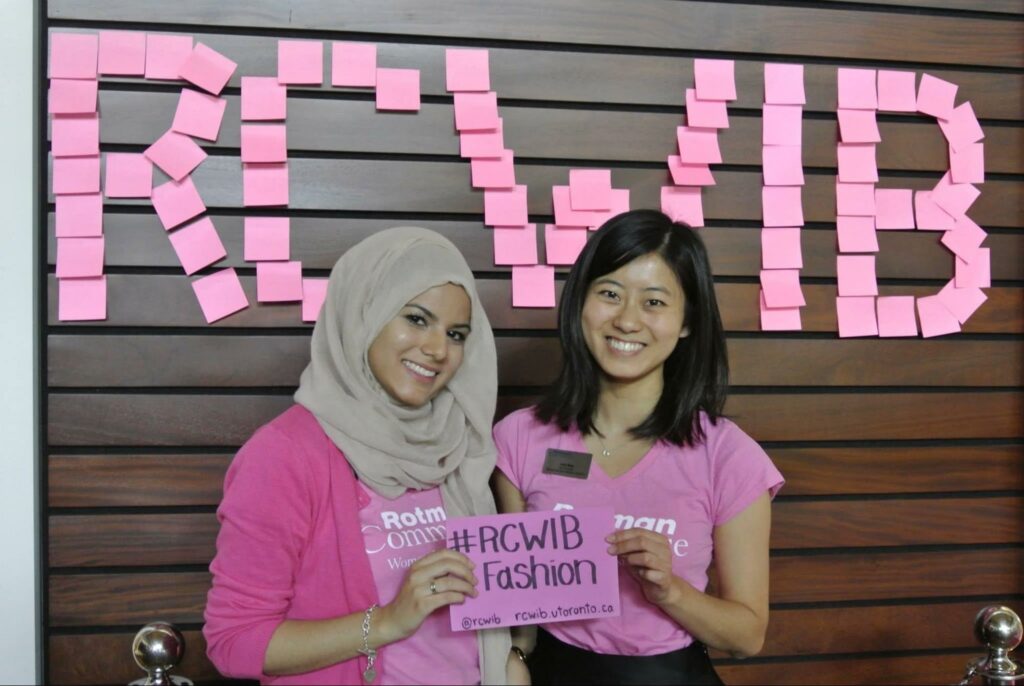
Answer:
607 528 680 607
378 549 479 642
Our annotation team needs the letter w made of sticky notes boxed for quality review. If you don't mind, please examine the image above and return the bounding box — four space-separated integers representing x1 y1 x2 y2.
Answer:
446 508 620 631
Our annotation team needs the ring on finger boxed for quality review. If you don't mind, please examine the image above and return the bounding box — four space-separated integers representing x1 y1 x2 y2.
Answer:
429 580 438 594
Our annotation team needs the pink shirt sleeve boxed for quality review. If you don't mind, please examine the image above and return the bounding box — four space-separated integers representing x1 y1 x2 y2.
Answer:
203 423 318 680
708 418 785 526
493 410 526 489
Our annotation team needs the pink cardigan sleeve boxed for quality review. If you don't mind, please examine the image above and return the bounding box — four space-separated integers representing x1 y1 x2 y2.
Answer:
203 422 319 680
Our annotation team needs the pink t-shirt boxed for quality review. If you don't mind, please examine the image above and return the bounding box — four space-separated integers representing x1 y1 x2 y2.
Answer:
494 408 784 657
359 485 479 685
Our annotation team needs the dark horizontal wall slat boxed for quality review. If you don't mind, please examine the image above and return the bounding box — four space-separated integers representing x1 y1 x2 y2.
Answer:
49 631 220 686
48 454 231 507
45 276 1024 334
46 497 1023 567
813 0 1024 15
51 157 1024 228
50 27 1024 119
49 572 211 627
45 446 1024 510
773 445 1024 496
48 1 1024 68
717 652 979 686
47 335 1024 388
46 213 1024 282
48 391 1023 447
76 90 1024 174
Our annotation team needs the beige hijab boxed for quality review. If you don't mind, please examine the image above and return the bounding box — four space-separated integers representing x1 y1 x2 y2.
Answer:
294 226 509 684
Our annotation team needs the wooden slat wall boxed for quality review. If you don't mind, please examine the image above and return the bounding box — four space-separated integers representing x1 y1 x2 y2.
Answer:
43 1 1023 684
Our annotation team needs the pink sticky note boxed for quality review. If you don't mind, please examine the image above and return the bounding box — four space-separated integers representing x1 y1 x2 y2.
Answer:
191 268 248 324
144 34 193 80
762 145 804 186
836 181 876 216
454 92 499 131
762 186 804 227
56 237 104 278
685 89 729 129
168 216 227 275
151 176 206 230
104 153 153 198
376 68 421 111
917 73 957 120
877 70 917 113
58 275 107 322
941 215 987 260
837 68 877 110
471 150 516 189
569 169 612 211
144 130 207 181
604 188 631 225
446 48 490 92
484 185 528 227
257 260 304 302
50 33 98 79
179 42 237 96
917 295 960 338
837 143 878 183
667 156 715 186
332 42 377 88
761 227 802 269
302 278 329 322
836 296 878 338
55 193 103 237
278 40 324 85
241 77 287 121
511 265 556 308
764 63 805 105
693 59 735 101
837 255 878 296
876 296 918 337
241 124 287 163
51 114 99 158
759 290 802 331
98 30 146 76
243 163 290 207
939 102 984 153
552 186 610 228
171 88 227 141
493 224 539 266
762 104 802 146
461 120 504 159
874 189 915 230
950 142 984 184
52 155 100 195
955 247 990 288
760 269 805 308
660 186 704 227
544 225 588 266
244 217 290 261
836 215 878 253
447 508 620 630
676 126 722 164
936 280 987 324
48 79 98 115
914 191 955 231
931 172 979 219
837 109 881 144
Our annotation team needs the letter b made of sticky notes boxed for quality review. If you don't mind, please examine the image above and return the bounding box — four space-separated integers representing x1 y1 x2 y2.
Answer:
446 508 620 631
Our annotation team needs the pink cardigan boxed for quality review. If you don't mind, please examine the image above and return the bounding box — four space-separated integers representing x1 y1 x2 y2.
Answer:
203 404 385 684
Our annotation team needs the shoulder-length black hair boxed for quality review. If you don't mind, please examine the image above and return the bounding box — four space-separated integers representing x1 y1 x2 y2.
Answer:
534 209 728 447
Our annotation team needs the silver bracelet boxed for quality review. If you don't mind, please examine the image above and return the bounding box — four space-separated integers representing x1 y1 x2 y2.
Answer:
357 603 379 683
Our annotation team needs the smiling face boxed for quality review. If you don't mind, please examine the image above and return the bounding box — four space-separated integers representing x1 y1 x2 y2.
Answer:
580 252 689 388
367 283 472 408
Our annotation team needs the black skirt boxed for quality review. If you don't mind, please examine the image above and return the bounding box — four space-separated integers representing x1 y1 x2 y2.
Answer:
528 627 725 686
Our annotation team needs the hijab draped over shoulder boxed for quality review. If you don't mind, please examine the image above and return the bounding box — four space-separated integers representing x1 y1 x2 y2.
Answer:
294 226 509 684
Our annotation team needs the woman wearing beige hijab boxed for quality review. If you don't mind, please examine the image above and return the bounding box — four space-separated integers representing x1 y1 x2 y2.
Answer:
204 227 522 685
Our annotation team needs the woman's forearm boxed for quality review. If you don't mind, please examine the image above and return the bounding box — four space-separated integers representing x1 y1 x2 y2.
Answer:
655 578 767 658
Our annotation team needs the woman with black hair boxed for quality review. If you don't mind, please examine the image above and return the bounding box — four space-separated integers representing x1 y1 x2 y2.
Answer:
493 210 783 685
